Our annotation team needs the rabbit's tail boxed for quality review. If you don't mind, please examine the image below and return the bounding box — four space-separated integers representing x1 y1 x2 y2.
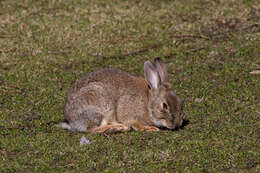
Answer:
61 120 72 130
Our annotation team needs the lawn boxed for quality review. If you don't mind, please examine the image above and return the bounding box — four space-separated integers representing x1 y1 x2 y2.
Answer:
0 0 259 172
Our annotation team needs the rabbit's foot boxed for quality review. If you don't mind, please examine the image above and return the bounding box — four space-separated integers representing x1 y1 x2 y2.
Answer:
141 125 160 132
90 123 130 134
132 123 160 132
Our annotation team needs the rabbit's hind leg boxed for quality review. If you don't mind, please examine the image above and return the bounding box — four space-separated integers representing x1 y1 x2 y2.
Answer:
68 109 103 132
89 123 130 134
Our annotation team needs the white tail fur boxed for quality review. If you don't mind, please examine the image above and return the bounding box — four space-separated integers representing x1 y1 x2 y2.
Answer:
61 122 72 130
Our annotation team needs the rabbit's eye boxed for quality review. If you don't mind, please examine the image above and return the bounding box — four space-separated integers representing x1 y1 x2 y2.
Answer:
147 84 151 90
162 102 168 110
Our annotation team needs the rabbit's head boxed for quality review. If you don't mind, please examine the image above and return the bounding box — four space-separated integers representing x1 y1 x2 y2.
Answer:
145 58 184 130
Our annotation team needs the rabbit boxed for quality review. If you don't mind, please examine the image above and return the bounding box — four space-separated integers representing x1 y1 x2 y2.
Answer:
61 57 184 133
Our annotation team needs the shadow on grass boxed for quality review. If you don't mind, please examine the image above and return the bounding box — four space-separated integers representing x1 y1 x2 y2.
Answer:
159 119 190 131
179 119 190 130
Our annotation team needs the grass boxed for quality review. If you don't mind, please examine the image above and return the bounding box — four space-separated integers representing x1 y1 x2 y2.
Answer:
0 0 259 172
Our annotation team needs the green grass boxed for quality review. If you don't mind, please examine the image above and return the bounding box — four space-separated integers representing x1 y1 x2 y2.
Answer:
0 0 259 172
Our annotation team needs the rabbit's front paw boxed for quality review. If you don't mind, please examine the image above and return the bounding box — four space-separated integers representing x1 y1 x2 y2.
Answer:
142 125 160 132
132 123 159 132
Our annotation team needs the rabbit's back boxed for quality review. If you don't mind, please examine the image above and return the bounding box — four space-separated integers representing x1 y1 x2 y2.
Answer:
69 68 148 96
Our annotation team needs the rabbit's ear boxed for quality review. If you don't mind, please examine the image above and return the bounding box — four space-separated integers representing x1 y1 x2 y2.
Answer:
144 61 161 89
154 57 168 83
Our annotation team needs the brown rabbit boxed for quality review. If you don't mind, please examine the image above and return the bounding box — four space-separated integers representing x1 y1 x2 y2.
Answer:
62 58 184 133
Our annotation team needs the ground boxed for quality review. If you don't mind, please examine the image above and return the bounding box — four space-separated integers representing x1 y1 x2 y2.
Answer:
0 0 259 172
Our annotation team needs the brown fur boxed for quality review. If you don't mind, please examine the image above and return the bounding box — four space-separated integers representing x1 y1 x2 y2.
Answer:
62 58 183 133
